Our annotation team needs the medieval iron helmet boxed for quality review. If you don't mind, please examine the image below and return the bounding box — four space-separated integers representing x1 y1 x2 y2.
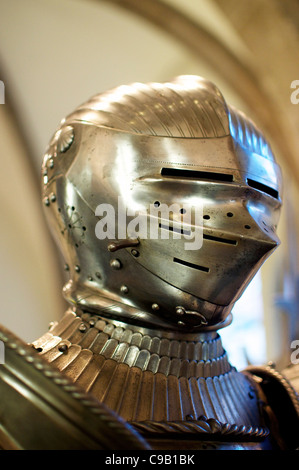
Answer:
41 75 282 331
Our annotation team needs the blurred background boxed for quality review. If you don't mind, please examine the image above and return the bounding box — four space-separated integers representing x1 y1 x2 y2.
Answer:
0 0 298 370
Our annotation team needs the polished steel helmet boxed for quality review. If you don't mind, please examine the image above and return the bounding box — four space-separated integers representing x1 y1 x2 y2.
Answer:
42 75 282 331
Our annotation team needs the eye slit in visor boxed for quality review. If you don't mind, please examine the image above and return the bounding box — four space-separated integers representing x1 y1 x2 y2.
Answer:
247 178 279 200
161 168 234 182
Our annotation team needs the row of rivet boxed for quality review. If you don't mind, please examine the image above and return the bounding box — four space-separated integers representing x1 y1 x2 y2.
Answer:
43 193 56 206
63 264 102 283
75 312 224 361
108 256 204 325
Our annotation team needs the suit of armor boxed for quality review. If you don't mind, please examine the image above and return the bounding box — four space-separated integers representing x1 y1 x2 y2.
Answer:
0 76 298 450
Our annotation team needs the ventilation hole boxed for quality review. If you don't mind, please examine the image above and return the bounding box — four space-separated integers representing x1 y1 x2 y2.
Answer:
247 179 279 199
35 347 43 353
203 234 237 245
173 257 209 272
180 208 186 214
82 226 86 231
203 215 210 220
161 168 234 182
244 225 251 229
154 201 160 207
131 249 140 257
226 212 234 217
71 206 75 211
68 224 72 228
159 223 191 236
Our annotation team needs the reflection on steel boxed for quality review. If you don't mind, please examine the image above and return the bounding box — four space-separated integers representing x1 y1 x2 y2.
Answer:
99 0 299 185
1 76 298 450
41 75 282 331
0 324 149 450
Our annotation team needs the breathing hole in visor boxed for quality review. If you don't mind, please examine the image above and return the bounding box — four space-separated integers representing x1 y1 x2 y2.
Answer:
161 168 234 182
173 257 209 273
203 234 237 245
247 178 279 199
159 223 191 236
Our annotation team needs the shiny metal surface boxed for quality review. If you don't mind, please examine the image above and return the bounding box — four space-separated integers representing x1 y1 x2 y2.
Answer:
2 75 297 450
32 308 268 438
100 0 299 189
0 323 149 450
31 307 299 450
42 75 282 331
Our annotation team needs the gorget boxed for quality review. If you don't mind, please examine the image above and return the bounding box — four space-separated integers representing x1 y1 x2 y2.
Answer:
32 307 277 450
